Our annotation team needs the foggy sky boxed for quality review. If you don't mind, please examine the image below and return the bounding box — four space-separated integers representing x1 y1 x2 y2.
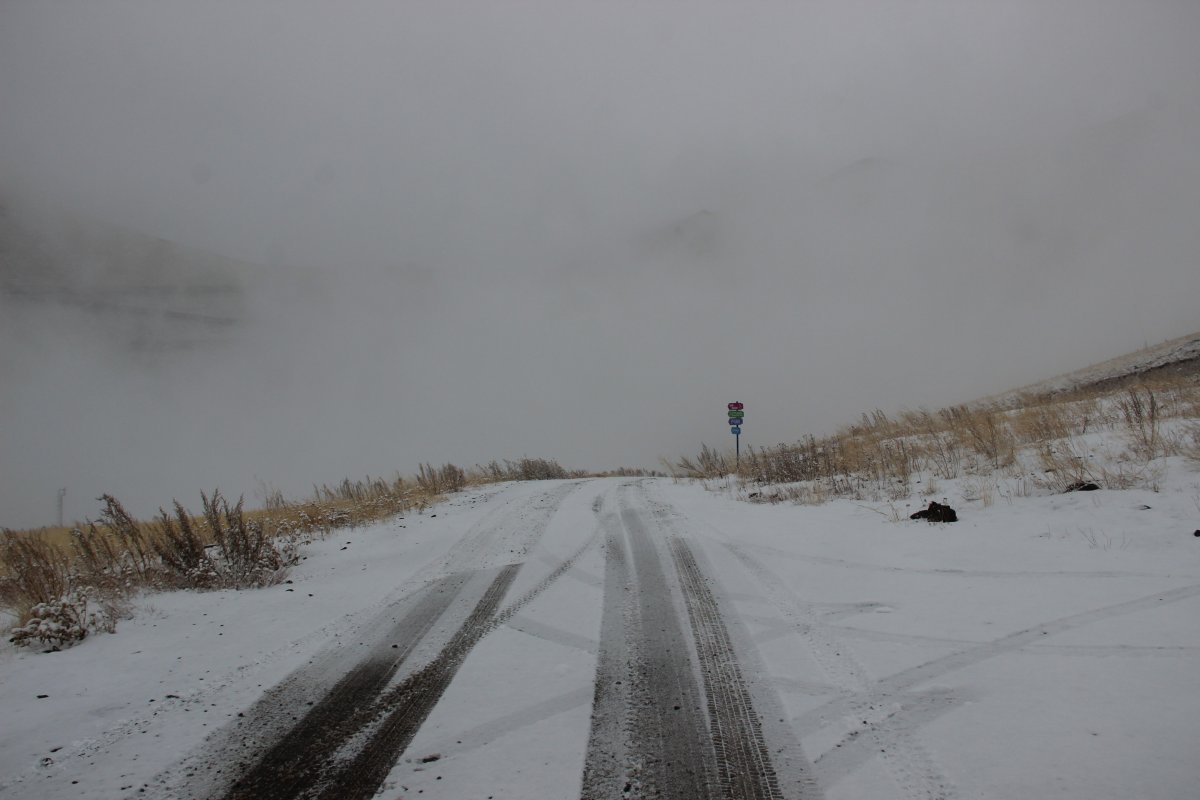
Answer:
3 1 1200 527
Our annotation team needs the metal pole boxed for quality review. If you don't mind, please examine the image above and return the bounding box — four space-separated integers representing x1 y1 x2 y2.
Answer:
736 434 740 473
57 487 66 527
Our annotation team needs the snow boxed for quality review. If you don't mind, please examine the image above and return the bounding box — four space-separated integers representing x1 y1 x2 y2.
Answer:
1 463 1198 799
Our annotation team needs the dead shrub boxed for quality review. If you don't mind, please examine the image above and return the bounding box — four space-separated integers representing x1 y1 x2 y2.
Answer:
200 490 298 589
153 500 220 588
674 443 731 480
1118 386 1166 459
416 463 467 494
1181 423 1200 463
943 406 1015 470
1034 438 1103 493
510 457 570 481
93 494 156 583
1011 403 1073 444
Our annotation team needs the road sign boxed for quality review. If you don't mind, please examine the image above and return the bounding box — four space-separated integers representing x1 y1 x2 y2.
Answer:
728 400 745 467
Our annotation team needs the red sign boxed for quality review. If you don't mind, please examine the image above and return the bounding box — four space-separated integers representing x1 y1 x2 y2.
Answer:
727 402 743 410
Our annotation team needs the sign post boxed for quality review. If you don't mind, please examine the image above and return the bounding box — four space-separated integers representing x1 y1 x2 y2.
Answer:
728 402 744 471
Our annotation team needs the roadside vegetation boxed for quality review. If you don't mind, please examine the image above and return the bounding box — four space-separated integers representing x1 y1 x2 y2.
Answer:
670 370 1200 508
0 456 626 649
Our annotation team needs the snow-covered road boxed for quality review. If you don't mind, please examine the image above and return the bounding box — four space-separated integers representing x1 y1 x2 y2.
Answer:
2 476 1198 799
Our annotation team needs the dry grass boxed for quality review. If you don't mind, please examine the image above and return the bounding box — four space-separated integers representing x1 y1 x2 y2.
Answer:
2 454 584 647
677 372 1200 506
0 530 71 621
1182 423 1200 463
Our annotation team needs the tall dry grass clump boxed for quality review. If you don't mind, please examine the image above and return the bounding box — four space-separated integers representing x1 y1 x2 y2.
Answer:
1118 387 1164 459
468 457 573 482
1182 423 1200 463
1010 402 1076 444
509 457 572 480
199 490 298 588
0 530 71 620
417 463 467 495
151 500 210 584
672 443 731 480
941 406 1015 471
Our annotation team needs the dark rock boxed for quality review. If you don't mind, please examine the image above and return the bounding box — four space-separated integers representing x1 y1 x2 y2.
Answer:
419 753 441 763
1194 530 1200 537
1064 481 1100 492
910 501 958 523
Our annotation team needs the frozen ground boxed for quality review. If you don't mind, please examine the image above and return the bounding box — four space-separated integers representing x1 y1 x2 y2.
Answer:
1 470 1198 799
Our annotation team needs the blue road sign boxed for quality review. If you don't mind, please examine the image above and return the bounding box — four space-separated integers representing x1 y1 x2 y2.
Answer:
731 426 741 435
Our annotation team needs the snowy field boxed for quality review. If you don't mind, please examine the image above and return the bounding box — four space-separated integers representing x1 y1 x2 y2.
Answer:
1 471 1198 799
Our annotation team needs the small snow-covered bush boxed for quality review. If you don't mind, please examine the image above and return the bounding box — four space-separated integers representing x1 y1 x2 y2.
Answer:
8 591 120 649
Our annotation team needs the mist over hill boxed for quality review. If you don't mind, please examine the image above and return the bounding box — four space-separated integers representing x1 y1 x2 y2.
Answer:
3 3 1200 528
1 199 250 355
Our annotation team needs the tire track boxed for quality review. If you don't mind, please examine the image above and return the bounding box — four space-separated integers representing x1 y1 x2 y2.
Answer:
313 564 521 800
300 505 600 800
669 537 784 800
723 543 870 695
793 580 1200 739
724 539 1200 797
621 493 716 799
582 488 715 799
435 481 581 575
492 527 600 629
730 541 1168 580
218 569 497 800
580 527 636 800
723 542 955 800
151 482 587 800
583 483 807 800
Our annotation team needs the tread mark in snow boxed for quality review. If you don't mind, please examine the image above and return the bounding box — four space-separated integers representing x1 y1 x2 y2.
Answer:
314 564 521 800
583 482 809 800
723 542 953 800
220 572 473 800
198 483 593 800
669 536 785 800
